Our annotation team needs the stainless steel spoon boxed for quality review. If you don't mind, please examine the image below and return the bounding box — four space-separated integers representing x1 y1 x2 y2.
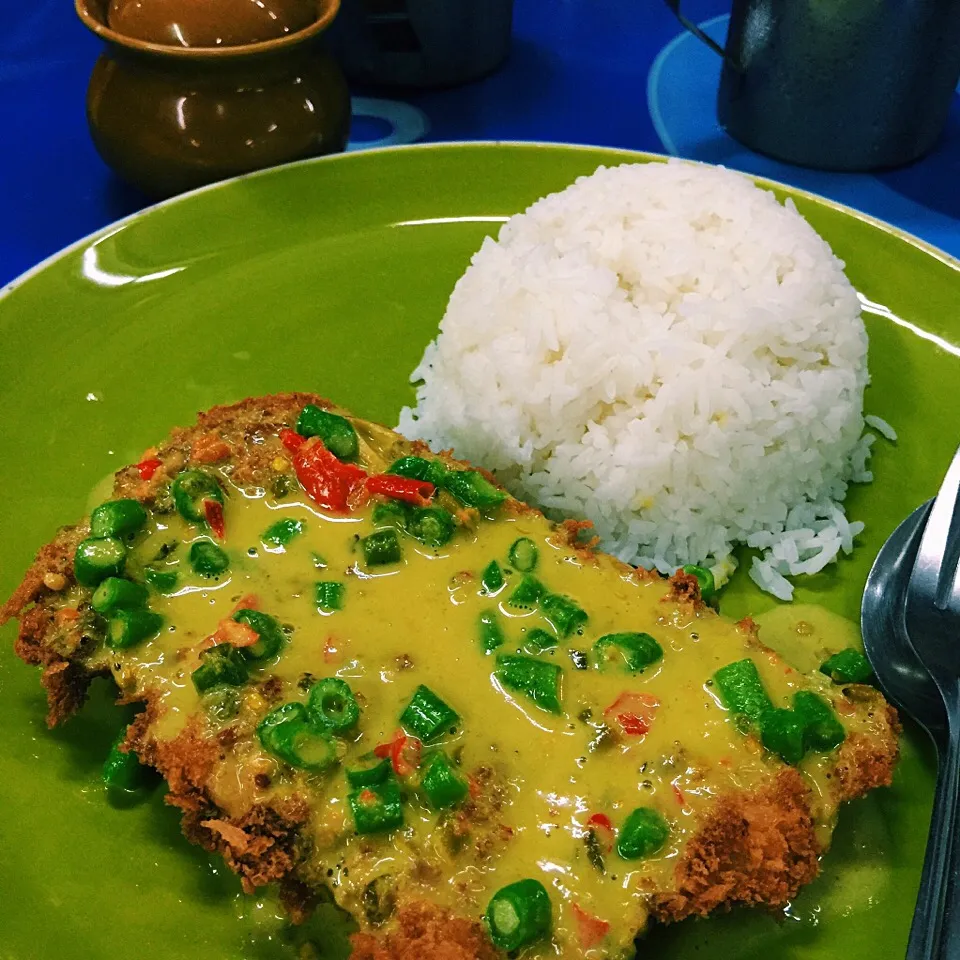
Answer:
862 501 959 960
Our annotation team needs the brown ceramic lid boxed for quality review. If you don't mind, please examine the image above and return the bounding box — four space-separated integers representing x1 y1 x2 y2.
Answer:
106 0 319 46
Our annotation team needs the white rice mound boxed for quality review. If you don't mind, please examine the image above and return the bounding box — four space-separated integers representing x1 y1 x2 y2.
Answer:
399 160 885 600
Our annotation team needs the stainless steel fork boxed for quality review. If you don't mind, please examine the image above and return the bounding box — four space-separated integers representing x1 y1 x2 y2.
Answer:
904 445 960 960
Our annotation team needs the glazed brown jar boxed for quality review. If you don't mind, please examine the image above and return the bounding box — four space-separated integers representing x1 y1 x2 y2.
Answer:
77 0 350 197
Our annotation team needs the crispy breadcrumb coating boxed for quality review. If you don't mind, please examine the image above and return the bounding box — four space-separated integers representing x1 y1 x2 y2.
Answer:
2 393 900 958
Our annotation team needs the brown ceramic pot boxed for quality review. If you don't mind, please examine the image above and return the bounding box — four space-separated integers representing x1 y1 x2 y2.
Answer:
77 0 350 198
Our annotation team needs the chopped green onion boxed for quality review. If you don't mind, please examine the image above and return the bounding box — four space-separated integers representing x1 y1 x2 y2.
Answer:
507 537 539 572
91 577 148 615
257 701 342 772
820 648 873 684
261 517 305 548
406 507 456 547
90 499 148 539
540 593 588 638
144 566 178 593
387 455 448 486
712 658 773 723
442 470 506 509
107 608 163 650
793 691 846 752
760 708 807 765
360 528 402 566
481 560 504 594
616 807 670 860
102 728 151 792
682 564 716 601
345 757 392 788
171 470 224 524
494 654 563 714
296 405 359 461
479 610 506 652
593 632 663 672
232 608 285 662
523 627 558 652
315 581 344 612
189 539 230 577
485 879 552 952
400 685 459 742
191 643 249 692
74 537 127 587
308 678 360 733
420 753 468 809
349 775 404 834
372 500 410 529
507 574 544 609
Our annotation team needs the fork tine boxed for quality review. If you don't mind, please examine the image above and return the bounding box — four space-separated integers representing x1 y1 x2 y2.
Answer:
911 444 960 612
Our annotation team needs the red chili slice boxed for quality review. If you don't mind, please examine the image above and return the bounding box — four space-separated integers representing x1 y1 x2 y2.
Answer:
585 813 615 852
604 692 660 738
136 457 163 481
586 813 613 831
203 499 226 539
231 594 260 614
374 729 422 777
323 636 339 664
365 474 435 506
292 438 367 513
211 619 259 648
571 903 611 949
672 783 686 807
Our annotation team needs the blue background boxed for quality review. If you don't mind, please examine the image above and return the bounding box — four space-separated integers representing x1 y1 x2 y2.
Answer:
1 0 957 286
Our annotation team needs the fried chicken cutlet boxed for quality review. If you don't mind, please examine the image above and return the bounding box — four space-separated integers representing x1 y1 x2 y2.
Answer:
2 393 899 958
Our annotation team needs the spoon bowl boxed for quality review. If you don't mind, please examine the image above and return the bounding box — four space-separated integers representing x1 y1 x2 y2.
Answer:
862 496 960 960
862 499 947 738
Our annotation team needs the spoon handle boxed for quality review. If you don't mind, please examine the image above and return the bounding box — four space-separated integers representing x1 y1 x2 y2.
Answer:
908 681 960 960
934 686 960 960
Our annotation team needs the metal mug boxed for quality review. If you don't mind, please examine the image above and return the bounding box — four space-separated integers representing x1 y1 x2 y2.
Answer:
665 0 960 171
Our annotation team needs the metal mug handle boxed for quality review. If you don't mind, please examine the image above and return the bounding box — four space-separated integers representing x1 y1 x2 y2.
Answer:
662 0 742 72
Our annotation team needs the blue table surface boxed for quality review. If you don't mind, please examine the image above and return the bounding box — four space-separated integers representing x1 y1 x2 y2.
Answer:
1 0 958 288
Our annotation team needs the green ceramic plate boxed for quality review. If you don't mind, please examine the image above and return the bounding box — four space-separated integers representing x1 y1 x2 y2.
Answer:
1 142 958 959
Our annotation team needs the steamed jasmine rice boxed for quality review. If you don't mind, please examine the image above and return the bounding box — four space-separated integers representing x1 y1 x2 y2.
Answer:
399 160 887 600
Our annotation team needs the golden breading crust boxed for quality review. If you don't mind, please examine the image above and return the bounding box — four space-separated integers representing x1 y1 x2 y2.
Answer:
650 768 818 921
2 392 901 958
350 903 499 960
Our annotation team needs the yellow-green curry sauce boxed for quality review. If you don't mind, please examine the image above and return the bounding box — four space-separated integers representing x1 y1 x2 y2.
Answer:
80 476 881 958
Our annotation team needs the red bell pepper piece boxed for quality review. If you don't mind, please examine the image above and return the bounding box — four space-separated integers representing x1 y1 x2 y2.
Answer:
292 437 367 513
203 499 226 539
365 474 435 506
374 729 422 777
571 903 610 949
136 457 163 481
279 428 306 453
604 692 660 738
